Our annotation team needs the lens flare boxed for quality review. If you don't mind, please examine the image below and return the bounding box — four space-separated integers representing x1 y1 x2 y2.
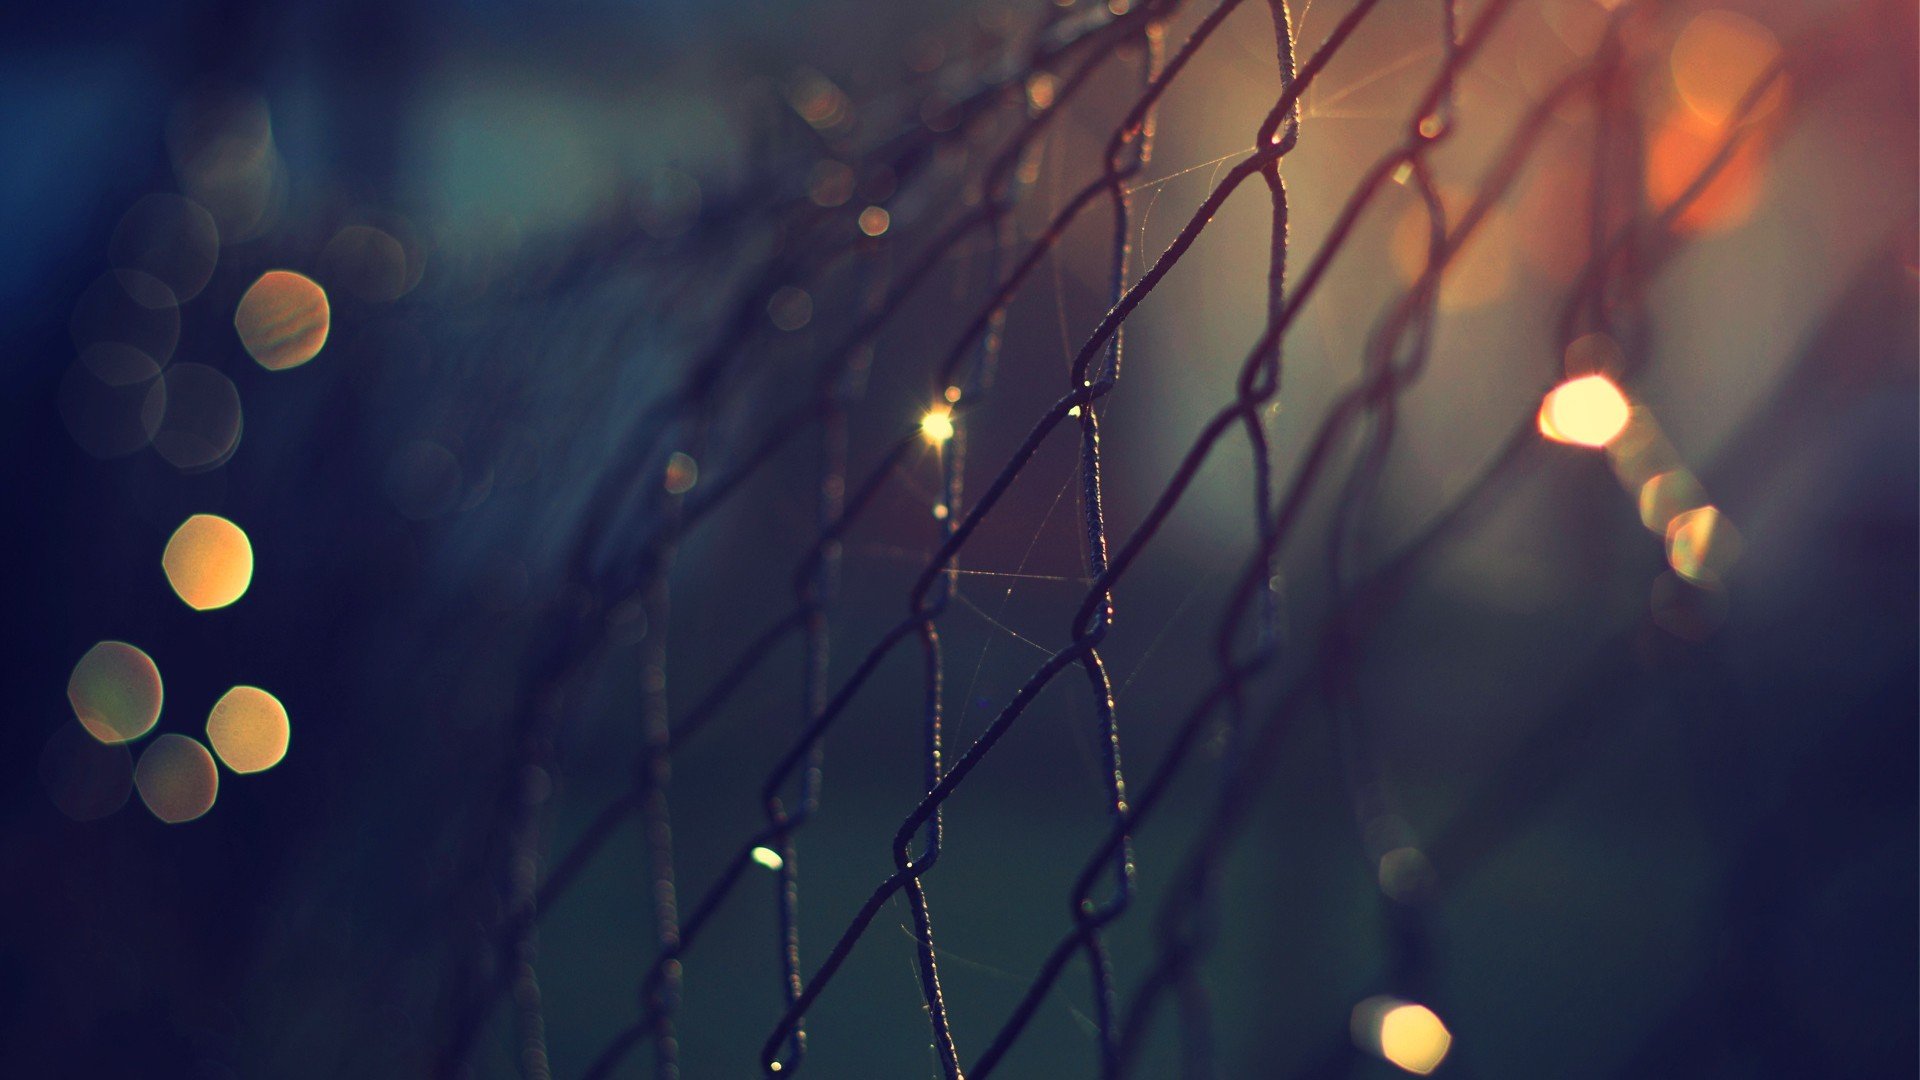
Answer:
1538 375 1631 448
162 513 254 611
920 404 955 445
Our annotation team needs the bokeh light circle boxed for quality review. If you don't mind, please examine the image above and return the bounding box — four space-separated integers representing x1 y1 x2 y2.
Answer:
1671 10 1785 127
39 722 134 821
109 193 220 302
206 686 290 774
1538 375 1631 448
162 513 254 610
319 226 410 302
1666 505 1741 586
59 344 166 458
142 362 243 471
168 88 285 243
1379 1004 1452 1075
68 641 164 745
236 270 331 370
134 734 219 824
70 270 180 364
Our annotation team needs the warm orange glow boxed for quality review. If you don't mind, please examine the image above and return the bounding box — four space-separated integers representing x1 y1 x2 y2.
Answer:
206 686 290 774
162 513 254 610
142 362 243 472
1647 110 1767 234
921 404 955 445
68 641 163 745
857 205 891 237
1379 1004 1453 1074
1538 375 1631 447
664 451 699 495
236 270 330 370
134 733 219 823
1670 10 1785 127
1389 196 1513 310
1026 73 1057 112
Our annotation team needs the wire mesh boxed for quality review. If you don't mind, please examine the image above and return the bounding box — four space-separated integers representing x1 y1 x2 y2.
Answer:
424 0 1842 1075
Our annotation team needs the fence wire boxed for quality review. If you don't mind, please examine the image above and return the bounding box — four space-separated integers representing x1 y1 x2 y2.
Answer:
429 0 1837 1075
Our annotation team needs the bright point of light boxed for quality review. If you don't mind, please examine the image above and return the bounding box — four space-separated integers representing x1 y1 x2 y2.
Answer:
921 404 954 445
1538 375 1631 448
857 205 891 237
163 513 254 610
206 685 290 774
1379 1004 1452 1075
750 846 784 871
